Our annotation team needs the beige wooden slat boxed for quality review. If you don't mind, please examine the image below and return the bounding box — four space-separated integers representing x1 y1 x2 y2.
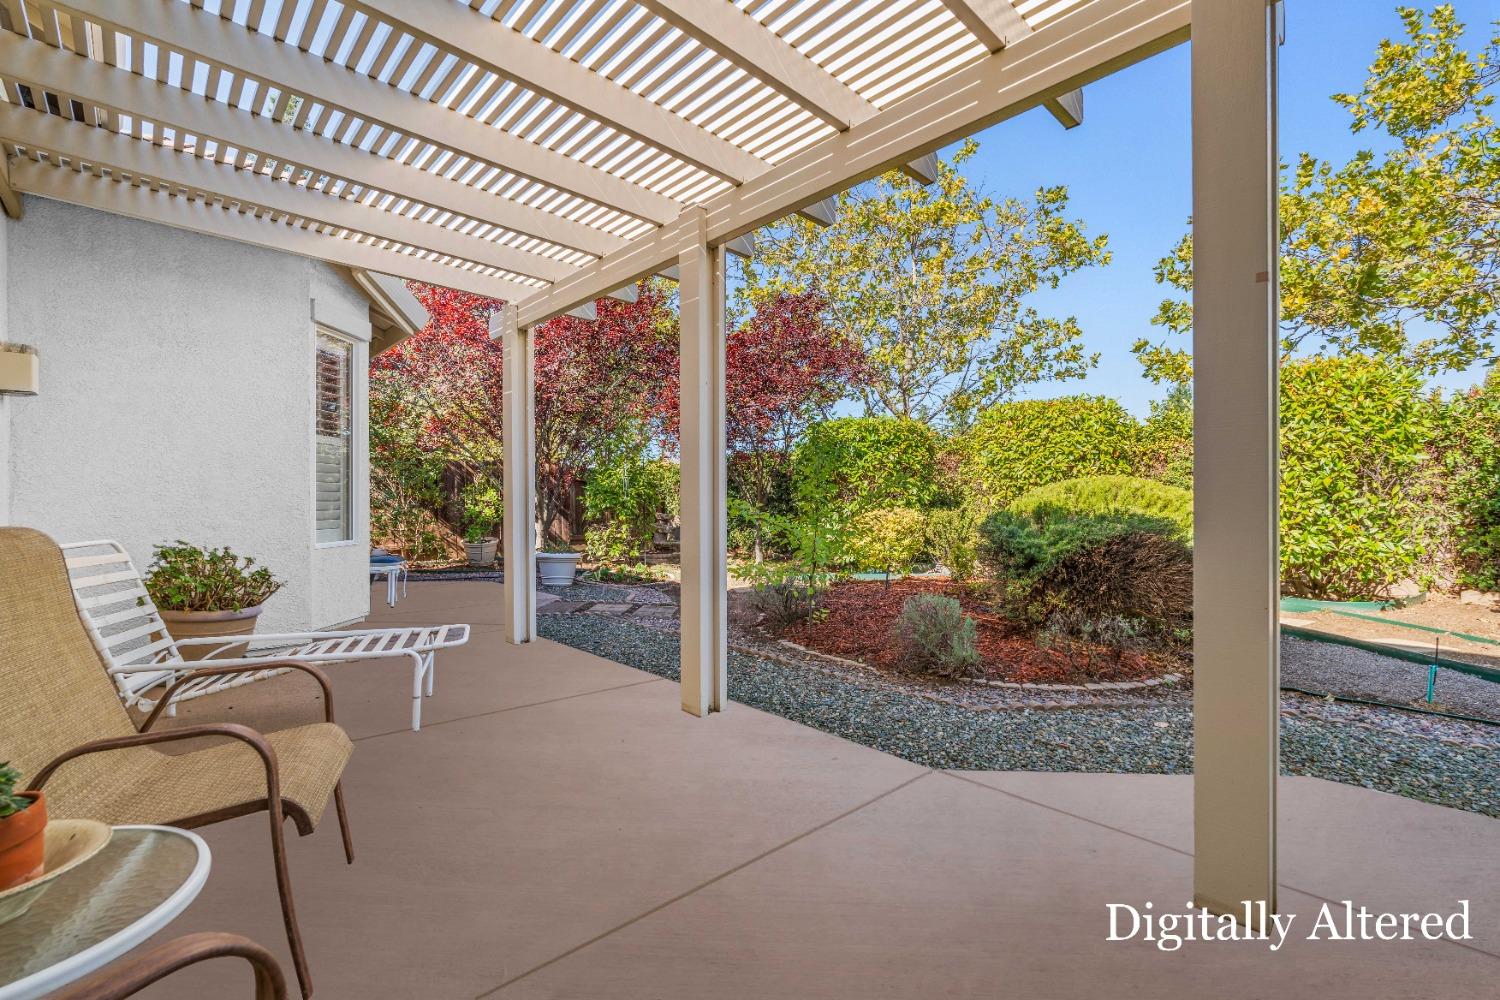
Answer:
637 0 870 130
53 0 680 223
519 0 1187 326
345 0 764 184
0 31 628 256
11 156 533 298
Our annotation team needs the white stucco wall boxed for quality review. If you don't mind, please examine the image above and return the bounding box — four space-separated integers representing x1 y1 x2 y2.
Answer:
0 210 10 526
3 198 371 632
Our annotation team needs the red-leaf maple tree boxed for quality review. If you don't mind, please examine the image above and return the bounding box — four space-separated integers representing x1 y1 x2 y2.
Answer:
372 281 676 544
372 282 864 552
657 289 867 556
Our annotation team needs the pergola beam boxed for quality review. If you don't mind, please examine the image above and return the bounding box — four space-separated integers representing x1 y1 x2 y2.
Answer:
519 0 1188 327
10 157 524 299
0 32 624 258
349 0 764 186
52 0 681 225
635 1 935 183
0 104 576 283
940 0 1086 128
635 0 869 131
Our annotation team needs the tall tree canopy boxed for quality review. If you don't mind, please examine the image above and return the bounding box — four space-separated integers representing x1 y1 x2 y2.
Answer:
744 139 1110 428
1136 4 1500 385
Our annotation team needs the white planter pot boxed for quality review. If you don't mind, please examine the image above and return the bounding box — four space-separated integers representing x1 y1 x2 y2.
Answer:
536 551 581 586
465 538 498 566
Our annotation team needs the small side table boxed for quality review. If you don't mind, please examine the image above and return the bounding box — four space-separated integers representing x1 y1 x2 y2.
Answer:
0 825 211 1000
370 558 408 607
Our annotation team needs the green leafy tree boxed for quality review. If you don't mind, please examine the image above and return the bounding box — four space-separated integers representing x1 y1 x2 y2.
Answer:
1433 367 1500 589
1136 5 1500 383
746 139 1110 427
1280 356 1439 599
956 396 1141 511
792 417 943 523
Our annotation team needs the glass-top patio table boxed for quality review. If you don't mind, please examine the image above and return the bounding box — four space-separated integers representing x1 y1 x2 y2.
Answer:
0 826 210 1000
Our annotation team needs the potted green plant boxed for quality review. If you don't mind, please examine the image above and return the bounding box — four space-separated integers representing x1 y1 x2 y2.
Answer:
144 541 282 661
536 538 581 586
0 762 46 892
461 481 501 566
464 523 498 567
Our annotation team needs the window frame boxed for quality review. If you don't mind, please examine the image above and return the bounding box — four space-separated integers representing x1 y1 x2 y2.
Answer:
313 327 357 548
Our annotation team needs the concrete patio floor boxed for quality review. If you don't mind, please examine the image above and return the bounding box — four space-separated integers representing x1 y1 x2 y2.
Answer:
134 582 1497 999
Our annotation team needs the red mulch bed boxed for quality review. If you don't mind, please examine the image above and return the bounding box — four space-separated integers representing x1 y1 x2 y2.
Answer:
779 578 1184 686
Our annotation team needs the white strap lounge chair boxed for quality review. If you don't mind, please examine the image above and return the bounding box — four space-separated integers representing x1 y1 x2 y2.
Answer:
61 540 470 732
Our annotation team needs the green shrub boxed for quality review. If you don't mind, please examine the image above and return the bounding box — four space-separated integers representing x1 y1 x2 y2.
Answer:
737 559 828 626
1434 370 1500 591
584 521 640 564
460 480 503 537
956 396 1141 510
1136 386 1193 489
792 417 942 522
926 507 981 581
892 593 982 678
747 580 824 627
1280 356 1438 600
583 454 680 558
842 507 926 575
1009 475 1193 538
979 510 1191 630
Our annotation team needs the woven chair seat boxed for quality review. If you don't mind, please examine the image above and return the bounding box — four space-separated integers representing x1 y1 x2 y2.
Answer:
43 722 353 829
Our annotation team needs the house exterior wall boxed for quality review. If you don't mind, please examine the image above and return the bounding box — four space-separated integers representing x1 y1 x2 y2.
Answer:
309 261 372 628
2 198 370 632
0 211 11 526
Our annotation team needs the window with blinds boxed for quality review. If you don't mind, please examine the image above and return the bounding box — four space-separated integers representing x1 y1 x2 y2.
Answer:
315 332 353 544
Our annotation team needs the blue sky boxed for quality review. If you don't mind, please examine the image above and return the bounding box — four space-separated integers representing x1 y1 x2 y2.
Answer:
954 0 1497 417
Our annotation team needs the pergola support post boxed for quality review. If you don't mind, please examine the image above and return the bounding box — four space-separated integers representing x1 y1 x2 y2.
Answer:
497 303 537 645
677 212 728 716
1191 0 1280 918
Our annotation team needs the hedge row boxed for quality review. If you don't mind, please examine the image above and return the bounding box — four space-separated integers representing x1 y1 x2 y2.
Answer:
783 361 1500 601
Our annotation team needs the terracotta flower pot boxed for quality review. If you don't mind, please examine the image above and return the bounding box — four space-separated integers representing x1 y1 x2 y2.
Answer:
0 792 47 892
160 605 264 661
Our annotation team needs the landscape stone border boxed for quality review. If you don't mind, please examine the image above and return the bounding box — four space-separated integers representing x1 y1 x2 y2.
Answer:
775 639 1182 693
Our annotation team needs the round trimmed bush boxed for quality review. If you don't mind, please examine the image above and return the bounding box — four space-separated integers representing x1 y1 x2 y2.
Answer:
956 396 1140 510
1008 475 1192 538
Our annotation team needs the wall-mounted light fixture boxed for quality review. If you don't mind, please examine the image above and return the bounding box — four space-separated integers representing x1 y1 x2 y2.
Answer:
0 343 39 395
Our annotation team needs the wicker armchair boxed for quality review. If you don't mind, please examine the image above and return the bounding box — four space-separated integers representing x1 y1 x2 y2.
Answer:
0 527 354 999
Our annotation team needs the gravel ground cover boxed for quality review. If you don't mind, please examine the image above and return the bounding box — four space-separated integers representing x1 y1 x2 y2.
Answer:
537 614 1500 817
1282 635 1500 722
541 581 676 604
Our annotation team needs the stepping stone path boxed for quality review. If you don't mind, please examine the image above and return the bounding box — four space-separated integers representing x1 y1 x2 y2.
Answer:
537 583 680 622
